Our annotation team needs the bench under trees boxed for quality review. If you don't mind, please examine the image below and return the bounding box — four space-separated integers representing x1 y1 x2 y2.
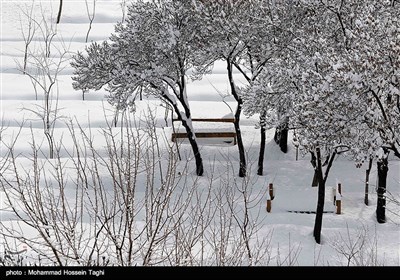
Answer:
171 117 237 145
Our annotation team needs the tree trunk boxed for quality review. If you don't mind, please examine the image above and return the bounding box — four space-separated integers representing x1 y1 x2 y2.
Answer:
56 0 63 24
227 60 246 177
175 70 204 176
376 157 388 223
310 152 318 187
274 127 280 144
313 148 325 244
365 157 373 206
257 113 267 176
311 172 318 187
234 105 246 177
279 117 289 153
311 148 336 244
179 118 204 176
169 96 203 176
186 127 204 176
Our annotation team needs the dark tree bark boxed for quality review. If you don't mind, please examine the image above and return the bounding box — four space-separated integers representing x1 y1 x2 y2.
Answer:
313 148 325 244
313 148 336 244
279 118 289 153
257 112 267 176
227 60 246 177
274 127 280 144
168 89 204 176
181 119 204 176
310 152 318 187
273 117 289 153
311 171 318 187
172 115 204 176
174 65 204 176
365 157 373 206
56 0 63 24
376 155 388 223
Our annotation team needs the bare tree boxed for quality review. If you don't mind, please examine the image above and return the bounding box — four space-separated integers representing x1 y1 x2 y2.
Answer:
120 0 127 23
56 0 63 24
330 224 383 266
0 111 285 266
17 11 69 159
18 2 37 75
274 233 302 266
85 0 97 43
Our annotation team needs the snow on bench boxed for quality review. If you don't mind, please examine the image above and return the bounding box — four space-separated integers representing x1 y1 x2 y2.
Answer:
171 115 237 145
269 185 336 213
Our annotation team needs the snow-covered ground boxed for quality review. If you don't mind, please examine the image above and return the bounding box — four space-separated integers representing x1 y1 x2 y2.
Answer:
0 1 399 266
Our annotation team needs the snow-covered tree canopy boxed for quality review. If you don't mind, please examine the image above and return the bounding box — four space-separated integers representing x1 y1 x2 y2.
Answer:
341 0 400 160
242 0 399 163
71 0 207 111
71 0 213 176
71 0 399 167
196 0 295 87
241 0 309 129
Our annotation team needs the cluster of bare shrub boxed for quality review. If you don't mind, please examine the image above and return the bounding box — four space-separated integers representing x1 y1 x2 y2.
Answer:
0 112 275 266
1 111 394 266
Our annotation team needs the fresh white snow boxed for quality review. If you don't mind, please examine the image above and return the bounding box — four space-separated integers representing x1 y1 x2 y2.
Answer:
0 0 399 267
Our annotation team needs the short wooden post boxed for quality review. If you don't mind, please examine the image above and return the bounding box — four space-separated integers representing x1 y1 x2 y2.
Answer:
364 172 369 206
336 183 342 214
336 197 342 214
332 187 336 206
269 183 274 200
266 199 272 213
266 183 274 212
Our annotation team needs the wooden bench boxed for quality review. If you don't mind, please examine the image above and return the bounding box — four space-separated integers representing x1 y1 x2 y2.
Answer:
171 118 237 145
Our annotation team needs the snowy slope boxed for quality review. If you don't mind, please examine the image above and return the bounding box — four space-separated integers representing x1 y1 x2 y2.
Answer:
0 0 399 266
